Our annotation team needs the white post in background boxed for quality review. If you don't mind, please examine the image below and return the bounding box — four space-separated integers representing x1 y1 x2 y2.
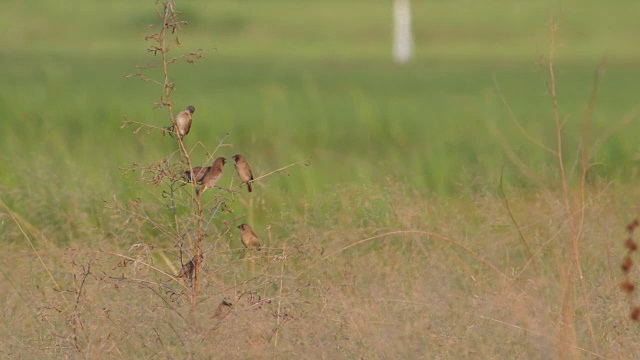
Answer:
393 0 413 64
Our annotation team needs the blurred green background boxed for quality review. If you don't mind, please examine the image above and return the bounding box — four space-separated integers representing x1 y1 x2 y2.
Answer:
1 0 639 207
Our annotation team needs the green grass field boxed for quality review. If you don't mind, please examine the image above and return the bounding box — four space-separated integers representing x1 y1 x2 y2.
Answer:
2 0 640 358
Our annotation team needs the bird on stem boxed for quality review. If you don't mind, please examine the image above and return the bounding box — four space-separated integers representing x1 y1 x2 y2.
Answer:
237 223 261 251
212 298 233 320
176 254 203 281
175 105 195 140
197 157 227 196
183 166 209 184
232 154 254 193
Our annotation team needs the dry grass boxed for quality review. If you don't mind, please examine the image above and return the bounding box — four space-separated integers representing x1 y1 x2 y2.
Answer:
2 179 640 358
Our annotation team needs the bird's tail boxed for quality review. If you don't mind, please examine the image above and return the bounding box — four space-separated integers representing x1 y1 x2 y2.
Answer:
164 125 175 138
247 181 253 193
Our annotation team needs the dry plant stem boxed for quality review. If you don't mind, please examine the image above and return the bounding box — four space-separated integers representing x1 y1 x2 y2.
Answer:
0 198 71 310
592 106 639 155
355 296 605 359
505 227 562 290
546 20 597 352
264 226 273 302
71 259 94 353
199 133 230 167
577 63 605 236
476 315 606 359
121 118 170 134
301 230 509 281
498 167 539 281
195 273 267 305
254 158 311 183
155 1 202 309
227 158 312 195
547 22 569 211
204 200 227 234
493 76 555 155
109 196 173 239
274 242 286 348
485 120 539 182
106 251 189 291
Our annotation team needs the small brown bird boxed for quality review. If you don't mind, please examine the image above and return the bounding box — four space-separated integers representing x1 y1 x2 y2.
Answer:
175 105 195 140
176 254 203 280
183 166 209 184
212 298 233 320
198 157 227 195
232 154 254 193
237 223 261 251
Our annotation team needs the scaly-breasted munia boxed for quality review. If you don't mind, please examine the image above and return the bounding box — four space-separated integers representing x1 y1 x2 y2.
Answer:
176 254 203 280
232 154 254 193
212 298 233 320
184 166 209 184
175 105 195 140
198 157 226 195
237 223 261 251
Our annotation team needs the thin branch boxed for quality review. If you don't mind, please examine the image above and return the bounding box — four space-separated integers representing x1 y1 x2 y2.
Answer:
299 230 510 281
493 76 556 155
274 242 286 347
254 158 312 182
121 117 173 136
546 19 598 352
498 166 539 280
477 315 607 359
0 198 71 309
123 73 163 87
105 251 189 292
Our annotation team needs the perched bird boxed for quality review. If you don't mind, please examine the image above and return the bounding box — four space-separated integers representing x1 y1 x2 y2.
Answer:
176 254 203 281
232 154 254 193
237 223 261 251
209 297 233 335
175 105 195 140
212 298 233 320
183 166 209 184
198 157 227 195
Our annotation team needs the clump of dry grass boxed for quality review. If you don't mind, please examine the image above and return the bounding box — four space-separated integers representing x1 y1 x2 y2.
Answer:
3 180 640 358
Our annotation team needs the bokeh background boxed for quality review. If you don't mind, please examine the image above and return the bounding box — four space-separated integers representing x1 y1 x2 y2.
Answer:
2 0 640 358
2 0 639 197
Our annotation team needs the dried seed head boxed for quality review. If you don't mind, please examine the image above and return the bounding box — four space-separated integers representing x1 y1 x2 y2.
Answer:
631 307 640 321
628 219 640 233
622 257 634 273
622 280 635 293
626 238 638 252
